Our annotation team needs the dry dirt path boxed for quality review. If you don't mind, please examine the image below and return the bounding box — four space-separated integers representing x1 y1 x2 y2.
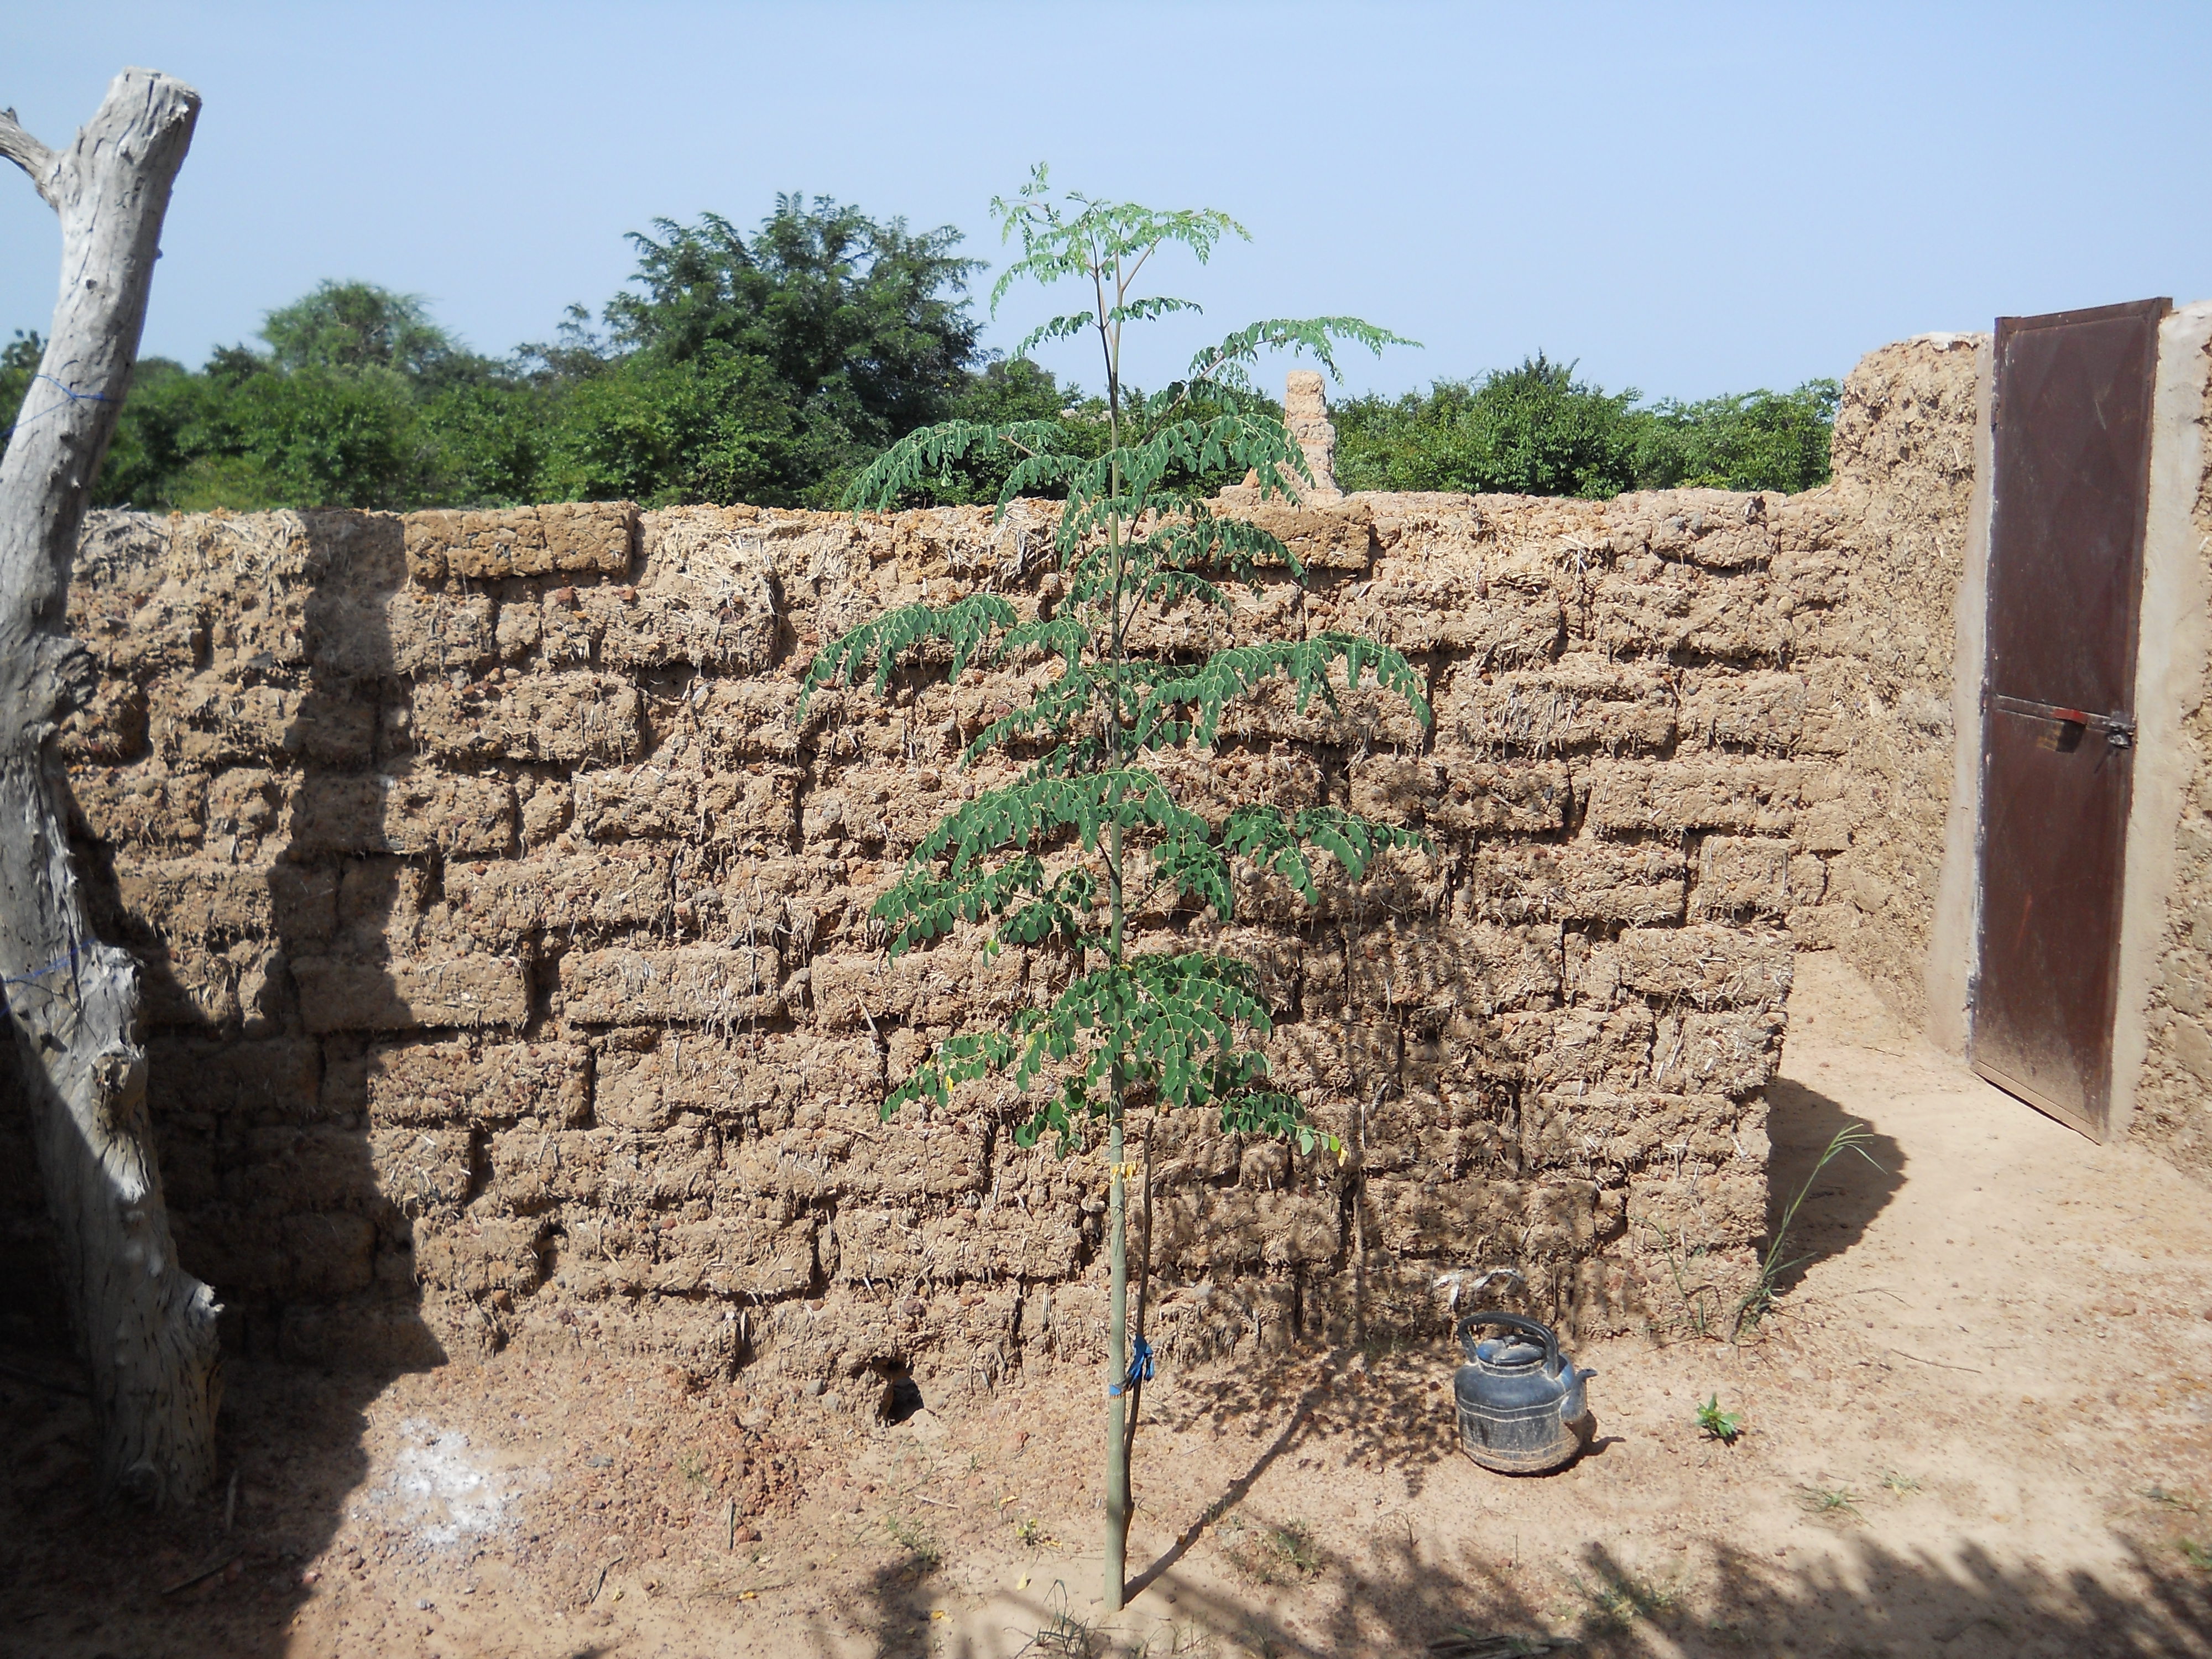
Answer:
4 952 2209 1657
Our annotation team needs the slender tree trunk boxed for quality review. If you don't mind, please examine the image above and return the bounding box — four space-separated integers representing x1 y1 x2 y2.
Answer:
1104 1111 1128 1610
0 70 215 1505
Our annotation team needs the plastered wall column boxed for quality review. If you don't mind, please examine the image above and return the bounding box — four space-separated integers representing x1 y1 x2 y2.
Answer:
2115 302 2212 1153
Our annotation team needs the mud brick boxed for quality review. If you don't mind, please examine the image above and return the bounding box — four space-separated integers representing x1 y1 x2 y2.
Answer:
116 858 278 943
1580 562 1786 661
403 503 635 583
1350 753 1569 836
686 677 807 764
727 1110 989 1202
367 1125 473 1219
1370 1176 1596 1260
68 764 206 846
1625 1172 1765 1248
1580 761 1804 837
1691 836 1796 917
1652 1007 1783 1096
278 1213 378 1296
390 591 499 679
147 1036 321 1123
1677 667 1848 756
1147 747 1324 829
415 1218 548 1295
343 1038 589 1129
410 671 644 765
808 940 1026 1031
286 773 515 858
1500 1003 1656 1090
1796 801 1853 854
797 760 954 857
1121 576 1306 656
1524 1091 1746 1174
1318 570 1564 661
589 580 781 674
592 1031 879 1131
1604 491 1779 570
55 680 148 764
136 946 242 1029
1153 1188 1340 1270
1208 672 1432 751
572 763 698 841
1349 919 1560 1016
1611 925 1792 1008
911 1208 1085 1282
1470 842 1687 926
294 954 530 1032
442 847 672 945
304 586 493 680
557 944 782 1024
149 673 375 768
1442 659 1675 756
1226 499 1379 570
236 1125 377 1213
649 1215 816 1297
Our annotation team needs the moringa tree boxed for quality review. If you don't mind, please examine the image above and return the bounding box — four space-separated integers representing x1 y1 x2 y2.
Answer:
803 168 1423 1610
0 69 218 1503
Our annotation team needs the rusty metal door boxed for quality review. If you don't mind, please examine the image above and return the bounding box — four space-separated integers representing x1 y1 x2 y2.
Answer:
1973 297 2168 1139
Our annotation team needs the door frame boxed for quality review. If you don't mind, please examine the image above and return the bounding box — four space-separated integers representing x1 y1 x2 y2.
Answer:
1934 300 2212 1142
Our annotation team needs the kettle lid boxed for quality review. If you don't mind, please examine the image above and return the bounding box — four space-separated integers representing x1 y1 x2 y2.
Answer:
1475 1337 1547 1366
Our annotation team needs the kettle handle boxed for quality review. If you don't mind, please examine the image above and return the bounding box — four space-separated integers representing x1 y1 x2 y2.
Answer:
1457 1311 1559 1367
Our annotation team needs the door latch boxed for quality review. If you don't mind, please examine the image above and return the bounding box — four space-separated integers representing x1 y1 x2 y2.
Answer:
1991 693 2135 745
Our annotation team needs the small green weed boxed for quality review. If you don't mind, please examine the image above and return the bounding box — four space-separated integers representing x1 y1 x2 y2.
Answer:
1574 1565 1678 1632
885 1512 942 1572
1736 1121 1882 1336
1801 1484 1861 1521
1025 1581 1100 1657
1695 1395 1744 1443
2146 1485 2203 1514
1881 1470 1922 1495
677 1448 709 1493
2182 1539 2212 1574
1012 1515 1061 1549
1225 1519 1321 1585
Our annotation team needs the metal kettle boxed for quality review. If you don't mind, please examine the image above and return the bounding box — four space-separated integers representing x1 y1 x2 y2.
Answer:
1452 1311 1595 1474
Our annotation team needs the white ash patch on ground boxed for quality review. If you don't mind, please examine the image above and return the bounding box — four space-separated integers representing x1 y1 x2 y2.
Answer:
354 1417 544 1548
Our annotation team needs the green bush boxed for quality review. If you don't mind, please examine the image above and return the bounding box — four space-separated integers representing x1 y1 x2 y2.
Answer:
1337 355 1838 498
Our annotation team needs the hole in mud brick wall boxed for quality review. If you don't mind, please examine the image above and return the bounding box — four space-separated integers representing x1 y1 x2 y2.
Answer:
872 1359 925 1425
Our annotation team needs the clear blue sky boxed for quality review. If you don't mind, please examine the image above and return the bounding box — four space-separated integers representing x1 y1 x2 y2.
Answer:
4 2 2206 402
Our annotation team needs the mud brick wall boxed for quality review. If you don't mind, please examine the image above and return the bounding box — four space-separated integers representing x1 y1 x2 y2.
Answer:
1783 335 1985 1021
0 346 1978 1397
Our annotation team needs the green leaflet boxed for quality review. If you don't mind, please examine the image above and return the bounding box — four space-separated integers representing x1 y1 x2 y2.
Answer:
881 952 1310 1152
797 592 1018 713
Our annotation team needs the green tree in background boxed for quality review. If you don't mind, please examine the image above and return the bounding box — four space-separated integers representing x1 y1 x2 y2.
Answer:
1635 380 1840 492
13 196 1841 513
1335 352 1645 497
806 168 1419 1611
1336 355 1840 499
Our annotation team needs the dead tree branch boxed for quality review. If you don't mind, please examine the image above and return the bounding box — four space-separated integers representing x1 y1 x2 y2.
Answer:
0 67 211 1504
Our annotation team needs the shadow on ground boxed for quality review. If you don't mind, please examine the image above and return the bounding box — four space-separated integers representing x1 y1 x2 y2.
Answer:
1762 1075 1906 1300
1114 1532 2212 1658
0 510 449 1656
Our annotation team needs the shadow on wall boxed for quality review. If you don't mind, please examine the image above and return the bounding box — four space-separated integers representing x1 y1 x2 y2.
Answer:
1761 1074 1906 1300
1 509 442 1640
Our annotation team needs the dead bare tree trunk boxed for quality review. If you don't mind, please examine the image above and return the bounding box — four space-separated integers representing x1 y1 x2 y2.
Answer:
0 69 215 1504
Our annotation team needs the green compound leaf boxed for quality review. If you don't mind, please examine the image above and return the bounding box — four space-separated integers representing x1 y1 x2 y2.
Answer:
799 592 1018 714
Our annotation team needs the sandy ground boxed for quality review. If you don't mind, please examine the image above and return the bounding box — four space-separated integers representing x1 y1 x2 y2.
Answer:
5 951 2211 1658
